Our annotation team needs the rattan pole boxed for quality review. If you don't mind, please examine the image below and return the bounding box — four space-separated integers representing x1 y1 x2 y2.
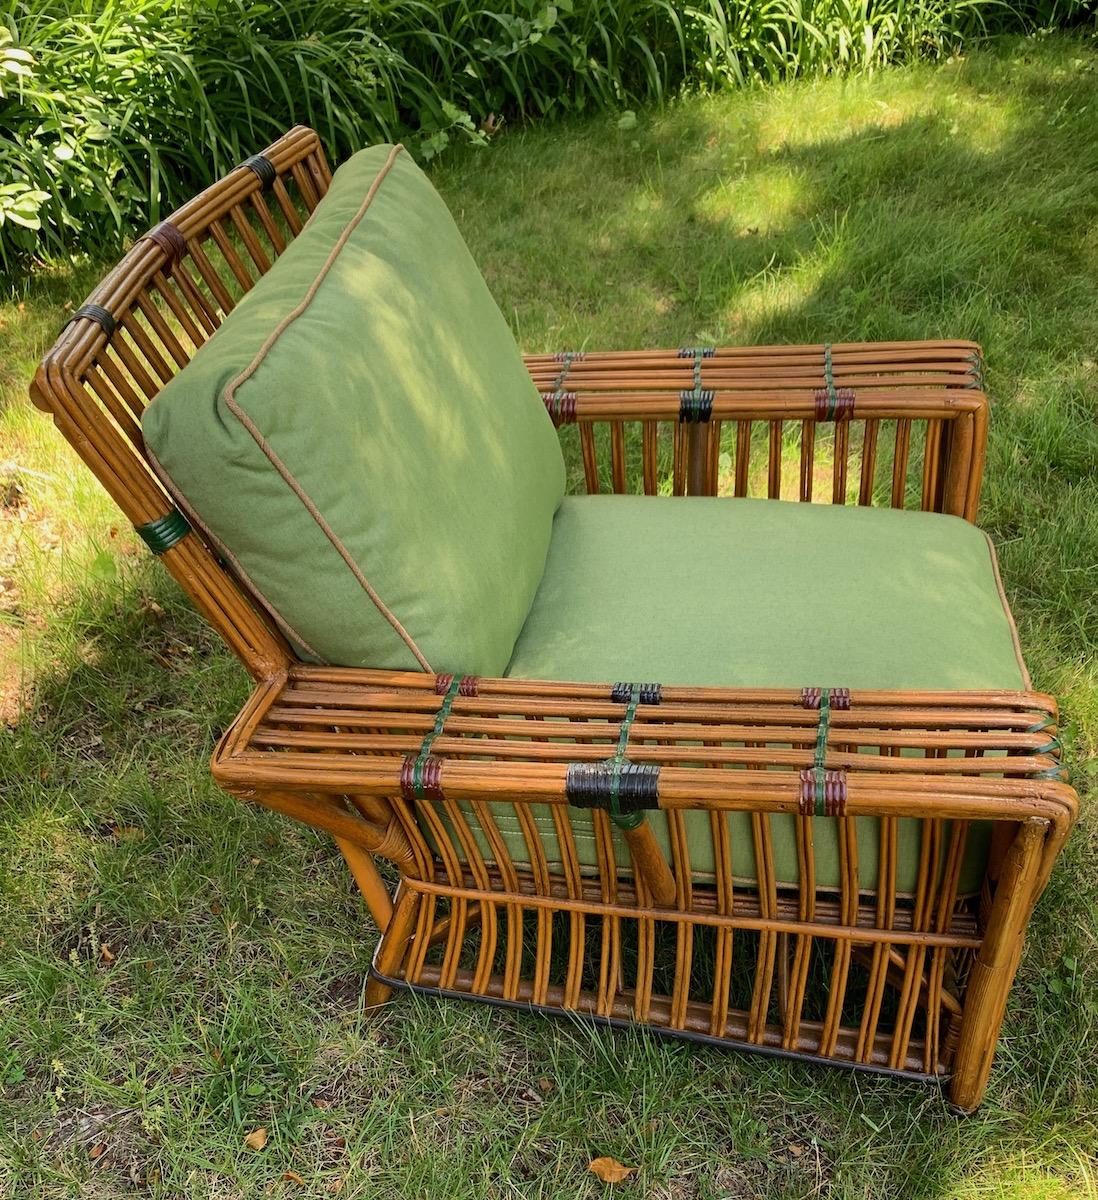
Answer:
620 823 677 907
949 819 1047 1111
335 836 393 931
243 788 416 871
364 885 421 1007
942 412 975 518
686 423 708 495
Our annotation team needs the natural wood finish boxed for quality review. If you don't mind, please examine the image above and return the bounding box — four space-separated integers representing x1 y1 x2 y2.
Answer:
527 344 987 514
620 822 678 907
31 126 1076 1112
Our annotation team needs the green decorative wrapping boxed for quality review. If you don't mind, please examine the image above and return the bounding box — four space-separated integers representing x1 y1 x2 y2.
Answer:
551 351 581 391
966 351 985 389
409 674 462 799
800 765 846 818
564 683 659 827
1025 714 1067 780
135 508 191 555
814 688 832 771
608 685 644 829
1033 732 1067 779
677 347 715 423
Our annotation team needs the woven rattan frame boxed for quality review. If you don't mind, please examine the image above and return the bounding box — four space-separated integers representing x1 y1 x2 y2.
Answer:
31 127 1076 1112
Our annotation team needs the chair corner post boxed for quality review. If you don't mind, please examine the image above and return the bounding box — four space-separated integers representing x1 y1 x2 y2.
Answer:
948 818 1048 1112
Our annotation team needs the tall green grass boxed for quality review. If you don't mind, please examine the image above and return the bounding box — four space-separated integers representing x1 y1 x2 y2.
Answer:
0 0 1093 270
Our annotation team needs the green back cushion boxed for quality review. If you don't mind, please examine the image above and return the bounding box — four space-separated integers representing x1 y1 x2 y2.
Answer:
143 144 565 675
476 496 1026 892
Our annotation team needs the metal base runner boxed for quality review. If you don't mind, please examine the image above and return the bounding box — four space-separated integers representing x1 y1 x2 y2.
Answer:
369 965 946 1088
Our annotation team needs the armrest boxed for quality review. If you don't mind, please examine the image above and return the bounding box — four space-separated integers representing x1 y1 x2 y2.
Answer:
524 341 986 420
213 667 1076 901
523 342 988 518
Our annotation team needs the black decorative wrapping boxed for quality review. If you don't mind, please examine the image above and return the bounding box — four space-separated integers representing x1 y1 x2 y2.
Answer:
611 682 662 705
64 303 116 338
678 389 714 422
241 153 277 188
566 762 660 811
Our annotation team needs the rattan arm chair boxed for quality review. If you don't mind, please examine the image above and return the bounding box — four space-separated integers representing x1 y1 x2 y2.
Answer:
32 126 1076 1112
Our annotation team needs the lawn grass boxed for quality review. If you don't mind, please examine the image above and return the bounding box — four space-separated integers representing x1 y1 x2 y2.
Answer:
2 31 1097 1199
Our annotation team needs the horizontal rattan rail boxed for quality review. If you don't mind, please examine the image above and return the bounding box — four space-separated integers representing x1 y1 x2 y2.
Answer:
210 666 1075 1109
30 126 1076 1112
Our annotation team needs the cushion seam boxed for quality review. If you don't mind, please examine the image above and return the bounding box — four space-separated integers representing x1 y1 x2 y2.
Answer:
221 142 433 673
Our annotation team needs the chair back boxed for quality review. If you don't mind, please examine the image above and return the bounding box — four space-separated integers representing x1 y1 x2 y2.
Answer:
32 127 331 680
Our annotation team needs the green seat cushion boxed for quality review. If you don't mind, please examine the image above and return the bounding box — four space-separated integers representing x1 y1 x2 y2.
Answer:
143 144 564 675
508 496 1027 690
463 496 1025 893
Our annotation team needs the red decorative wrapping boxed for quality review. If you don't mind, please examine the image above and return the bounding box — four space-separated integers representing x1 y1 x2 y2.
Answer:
799 768 848 817
141 221 188 274
813 386 856 421
541 391 577 426
400 753 445 802
435 673 478 697
801 686 851 710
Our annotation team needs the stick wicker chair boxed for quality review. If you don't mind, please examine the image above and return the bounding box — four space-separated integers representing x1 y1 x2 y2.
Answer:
32 126 1076 1112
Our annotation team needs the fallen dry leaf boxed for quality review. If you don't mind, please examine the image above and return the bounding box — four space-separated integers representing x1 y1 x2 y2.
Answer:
588 1156 635 1183
282 1170 305 1184
243 1127 268 1151
89 1143 107 1160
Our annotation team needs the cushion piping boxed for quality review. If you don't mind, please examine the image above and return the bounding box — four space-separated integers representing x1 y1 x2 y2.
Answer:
220 142 433 673
146 445 323 659
983 529 1031 689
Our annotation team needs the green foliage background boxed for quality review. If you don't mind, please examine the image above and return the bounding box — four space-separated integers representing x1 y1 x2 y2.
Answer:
0 0 1093 269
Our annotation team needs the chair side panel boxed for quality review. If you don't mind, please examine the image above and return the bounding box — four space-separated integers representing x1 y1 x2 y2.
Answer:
32 127 335 679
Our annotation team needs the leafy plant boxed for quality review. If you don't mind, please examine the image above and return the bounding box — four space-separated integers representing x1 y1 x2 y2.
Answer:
0 0 1094 270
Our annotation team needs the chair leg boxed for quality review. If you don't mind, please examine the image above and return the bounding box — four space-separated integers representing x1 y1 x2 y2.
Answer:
335 836 393 932
364 885 421 1009
948 819 1047 1112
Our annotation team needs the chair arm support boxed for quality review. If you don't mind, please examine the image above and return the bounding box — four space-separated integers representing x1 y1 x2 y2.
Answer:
212 668 1076 899
524 345 989 518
